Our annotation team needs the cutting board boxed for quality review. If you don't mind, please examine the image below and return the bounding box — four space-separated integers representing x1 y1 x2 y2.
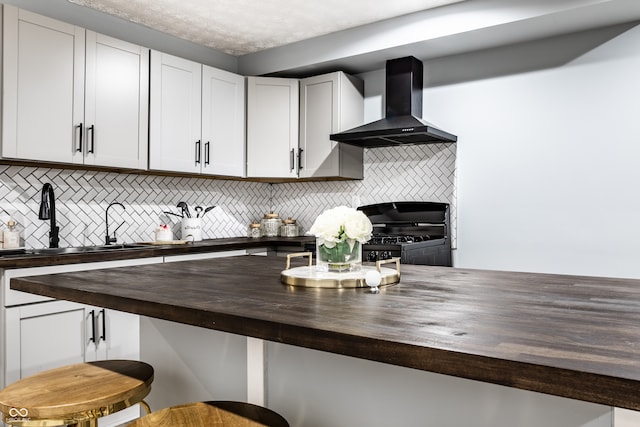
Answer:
137 240 190 245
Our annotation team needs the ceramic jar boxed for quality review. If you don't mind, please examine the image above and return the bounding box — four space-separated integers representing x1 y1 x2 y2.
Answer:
181 217 202 241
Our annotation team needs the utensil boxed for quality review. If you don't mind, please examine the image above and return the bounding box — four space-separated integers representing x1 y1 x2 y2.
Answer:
194 206 203 218
201 206 215 217
163 211 183 219
177 202 191 218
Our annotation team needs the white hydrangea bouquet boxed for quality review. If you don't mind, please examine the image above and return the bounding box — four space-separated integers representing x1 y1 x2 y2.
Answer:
308 206 373 272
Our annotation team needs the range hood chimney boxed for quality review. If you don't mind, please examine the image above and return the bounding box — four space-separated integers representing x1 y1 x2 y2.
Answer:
330 56 457 147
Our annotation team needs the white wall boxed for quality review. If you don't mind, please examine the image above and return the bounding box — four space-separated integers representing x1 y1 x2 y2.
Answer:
427 24 640 278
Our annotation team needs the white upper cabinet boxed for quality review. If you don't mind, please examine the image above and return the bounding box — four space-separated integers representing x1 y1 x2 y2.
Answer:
2 7 84 164
299 71 364 179
246 73 364 180
246 76 299 178
149 51 202 174
1 6 148 169
201 65 246 177
83 32 149 169
149 51 246 177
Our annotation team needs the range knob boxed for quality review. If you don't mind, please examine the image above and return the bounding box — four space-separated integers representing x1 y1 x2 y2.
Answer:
366 251 378 262
379 251 390 260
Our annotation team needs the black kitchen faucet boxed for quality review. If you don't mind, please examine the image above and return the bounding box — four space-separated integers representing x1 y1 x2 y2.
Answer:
38 183 59 248
105 201 126 245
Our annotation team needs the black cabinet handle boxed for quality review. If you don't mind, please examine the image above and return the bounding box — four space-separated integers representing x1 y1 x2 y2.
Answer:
89 309 96 343
298 148 304 170
76 123 83 152
204 141 210 165
87 125 95 154
290 149 295 171
99 308 106 342
195 140 201 165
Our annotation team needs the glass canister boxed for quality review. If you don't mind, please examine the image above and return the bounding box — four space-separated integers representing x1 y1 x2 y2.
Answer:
2 219 20 249
248 222 262 238
280 217 299 237
261 212 282 237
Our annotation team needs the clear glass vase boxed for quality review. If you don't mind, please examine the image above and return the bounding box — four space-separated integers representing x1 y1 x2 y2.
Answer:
316 239 362 272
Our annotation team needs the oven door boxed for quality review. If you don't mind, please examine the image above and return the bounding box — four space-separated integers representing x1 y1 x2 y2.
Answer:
401 240 451 266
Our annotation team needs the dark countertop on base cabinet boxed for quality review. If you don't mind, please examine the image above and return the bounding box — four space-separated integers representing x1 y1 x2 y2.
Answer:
0 237 313 268
10 255 640 411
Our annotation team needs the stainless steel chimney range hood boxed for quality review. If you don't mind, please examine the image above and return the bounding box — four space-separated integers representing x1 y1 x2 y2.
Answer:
330 56 457 148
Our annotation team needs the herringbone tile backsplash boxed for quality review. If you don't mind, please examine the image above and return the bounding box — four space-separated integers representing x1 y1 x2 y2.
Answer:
0 143 456 248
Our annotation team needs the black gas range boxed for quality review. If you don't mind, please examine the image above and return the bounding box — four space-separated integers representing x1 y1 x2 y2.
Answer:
358 201 452 266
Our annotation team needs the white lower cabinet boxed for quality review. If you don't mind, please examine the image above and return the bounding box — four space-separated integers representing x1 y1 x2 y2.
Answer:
0 257 162 427
4 302 141 427
0 252 249 426
5 300 92 383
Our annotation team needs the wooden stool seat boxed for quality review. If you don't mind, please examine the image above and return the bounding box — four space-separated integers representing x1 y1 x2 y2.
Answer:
0 360 153 427
127 401 289 427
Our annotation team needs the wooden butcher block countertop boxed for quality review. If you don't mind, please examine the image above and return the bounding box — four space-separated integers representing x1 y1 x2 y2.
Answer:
10 255 640 410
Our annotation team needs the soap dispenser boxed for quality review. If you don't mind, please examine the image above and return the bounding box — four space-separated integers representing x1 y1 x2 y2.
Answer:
3 219 20 249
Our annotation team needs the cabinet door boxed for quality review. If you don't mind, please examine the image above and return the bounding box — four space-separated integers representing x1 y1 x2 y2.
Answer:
93 308 140 361
299 72 364 179
299 74 337 177
4 303 141 426
149 51 202 173
246 77 299 178
84 32 149 169
202 66 246 177
1 6 85 163
2 257 162 387
4 300 91 385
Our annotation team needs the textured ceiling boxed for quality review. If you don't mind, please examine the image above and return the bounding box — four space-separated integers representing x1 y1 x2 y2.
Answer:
67 0 464 56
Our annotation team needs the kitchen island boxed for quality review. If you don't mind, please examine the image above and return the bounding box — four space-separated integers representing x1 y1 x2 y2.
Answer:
9 255 640 426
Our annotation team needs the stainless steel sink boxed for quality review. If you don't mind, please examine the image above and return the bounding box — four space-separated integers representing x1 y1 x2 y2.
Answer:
0 244 147 257
26 244 147 255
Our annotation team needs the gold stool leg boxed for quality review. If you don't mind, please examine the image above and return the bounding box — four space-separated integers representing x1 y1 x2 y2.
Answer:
139 400 151 415
125 400 152 424
67 401 150 426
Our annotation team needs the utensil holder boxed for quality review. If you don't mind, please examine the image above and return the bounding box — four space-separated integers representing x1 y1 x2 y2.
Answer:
181 218 202 241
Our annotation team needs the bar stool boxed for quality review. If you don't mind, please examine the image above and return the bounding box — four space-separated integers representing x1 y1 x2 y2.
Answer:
127 401 289 427
0 360 153 427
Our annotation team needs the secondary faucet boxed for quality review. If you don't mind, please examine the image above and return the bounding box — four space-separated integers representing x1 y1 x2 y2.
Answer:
38 183 59 248
105 202 126 245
